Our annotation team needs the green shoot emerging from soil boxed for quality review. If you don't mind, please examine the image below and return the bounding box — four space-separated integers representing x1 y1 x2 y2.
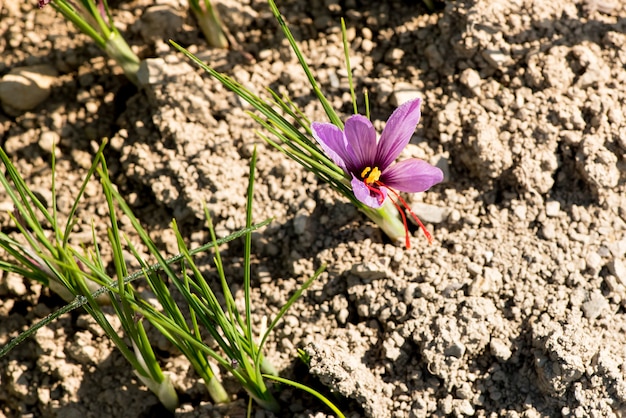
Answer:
38 0 141 85
188 0 229 48
0 142 337 414
0 141 178 409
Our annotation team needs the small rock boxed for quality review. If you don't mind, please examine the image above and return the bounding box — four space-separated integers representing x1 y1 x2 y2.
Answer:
463 120 513 180
455 399 475 416
361 38 374 53
545 201 561 217
37 387 51 405
137 58 167 86
582 291 609 320
481 48 511 69
513 205 527 221
608 238 626 258
337 308 349 325
67 331 98 364
468 267 502 296
328 71 340 88
455 384 474 400
389 82 422 108
533 322 598 397
608 259 626 286
467 262 483 277
351 258 390 280
448 209 461 223
139 5 184 43
490 338 512 362
293 210 308 235
424 44 444 69
38 131 60 155
604 275 624 296
5 274 27 296
484 267 503 290
585 252 604 276
459 68 481 93
85 100 98 114
410 203 450 224
576 136 620 194
0 64 58 115
383 335 404 361
305 341 394 417
598 246 611 257
384 47 404 65
434 154 451 182
6 361 30 397
76 314 106 337
376 79 394 100
540 223 556 240
560 130 583 145
71 149 93 170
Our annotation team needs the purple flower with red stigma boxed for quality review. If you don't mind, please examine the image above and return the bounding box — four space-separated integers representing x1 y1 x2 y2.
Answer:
311 98 444 246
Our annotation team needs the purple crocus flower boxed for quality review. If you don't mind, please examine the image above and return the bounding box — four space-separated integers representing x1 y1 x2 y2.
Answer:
311 98 444 245
38 0 52 8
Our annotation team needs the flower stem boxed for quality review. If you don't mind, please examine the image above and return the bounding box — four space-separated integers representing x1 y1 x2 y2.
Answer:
360 199 406 245
104 30 141 85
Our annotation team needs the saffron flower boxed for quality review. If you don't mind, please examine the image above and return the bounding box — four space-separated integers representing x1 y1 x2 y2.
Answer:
311 98 444 246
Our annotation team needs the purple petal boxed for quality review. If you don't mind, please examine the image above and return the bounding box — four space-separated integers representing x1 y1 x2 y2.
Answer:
344 115 377 169
351 176 387 208
381 159 443 192
311 122 353 172
375 98 422 169
38 0 52 8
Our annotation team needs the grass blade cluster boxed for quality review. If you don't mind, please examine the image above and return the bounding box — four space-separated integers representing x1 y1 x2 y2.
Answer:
0 143 332 413
40 0 140 84
0 142 178 409
0 215 270 359
95 147 329 411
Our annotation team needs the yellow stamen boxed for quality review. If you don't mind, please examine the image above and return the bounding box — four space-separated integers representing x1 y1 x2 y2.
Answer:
361 166 381 185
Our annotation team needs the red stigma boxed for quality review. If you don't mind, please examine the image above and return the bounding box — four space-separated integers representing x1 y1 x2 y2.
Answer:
365 183 386 206
372 181 433 248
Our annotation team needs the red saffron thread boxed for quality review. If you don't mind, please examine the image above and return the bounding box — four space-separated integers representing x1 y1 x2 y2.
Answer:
366 181 433 248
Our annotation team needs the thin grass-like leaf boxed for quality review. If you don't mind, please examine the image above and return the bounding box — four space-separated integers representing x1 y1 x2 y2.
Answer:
267 0 342 127
263 374 346 418
243 148 256 346
341 18 358 115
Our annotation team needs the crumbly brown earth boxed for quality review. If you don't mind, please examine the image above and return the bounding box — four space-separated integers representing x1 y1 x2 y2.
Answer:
1 0 625 417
